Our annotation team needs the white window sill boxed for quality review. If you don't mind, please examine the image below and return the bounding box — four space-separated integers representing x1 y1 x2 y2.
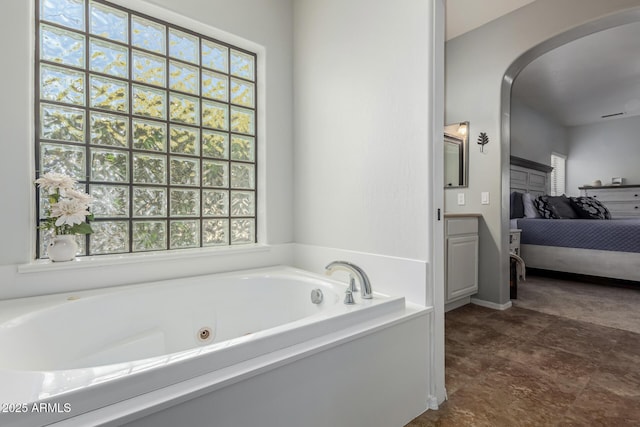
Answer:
18 244 272 274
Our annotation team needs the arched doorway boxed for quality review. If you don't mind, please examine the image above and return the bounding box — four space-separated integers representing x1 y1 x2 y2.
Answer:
499 6 640 292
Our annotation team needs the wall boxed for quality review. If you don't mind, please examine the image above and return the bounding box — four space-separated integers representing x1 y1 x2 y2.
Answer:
511 97 567 165
291 0 437 320
292 0 444 407
567 115 640 194
0 0 294 298
293 0 433 262
445 0 640 306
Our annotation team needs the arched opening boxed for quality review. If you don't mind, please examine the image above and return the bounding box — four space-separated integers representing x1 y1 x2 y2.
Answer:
500 7 640 299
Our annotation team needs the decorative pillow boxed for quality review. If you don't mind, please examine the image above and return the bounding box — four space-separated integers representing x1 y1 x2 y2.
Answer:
533 195 553 218
523 193 541 218
510 192 524 219
570 196 611 219
549 195 579 219
534 195 578 219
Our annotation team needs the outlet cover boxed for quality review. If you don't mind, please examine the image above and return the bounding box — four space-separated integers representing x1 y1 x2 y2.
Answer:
457 193 465 205
481 192 490 205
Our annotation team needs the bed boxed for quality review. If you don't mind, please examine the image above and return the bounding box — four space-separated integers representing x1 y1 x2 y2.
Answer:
515 218 640 281
510 156 640 282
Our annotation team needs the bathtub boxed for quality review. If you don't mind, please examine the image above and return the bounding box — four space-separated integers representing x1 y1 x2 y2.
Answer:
0 265 431 427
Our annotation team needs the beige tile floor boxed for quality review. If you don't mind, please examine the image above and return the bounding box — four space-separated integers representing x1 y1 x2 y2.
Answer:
407 292 640 426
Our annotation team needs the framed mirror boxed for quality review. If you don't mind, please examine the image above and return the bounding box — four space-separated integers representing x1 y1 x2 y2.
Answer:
444 121 469 188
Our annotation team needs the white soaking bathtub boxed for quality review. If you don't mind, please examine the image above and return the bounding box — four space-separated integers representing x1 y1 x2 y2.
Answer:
0 265 431 427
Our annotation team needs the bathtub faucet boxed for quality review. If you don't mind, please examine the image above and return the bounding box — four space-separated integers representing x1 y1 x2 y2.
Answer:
325 261 373 300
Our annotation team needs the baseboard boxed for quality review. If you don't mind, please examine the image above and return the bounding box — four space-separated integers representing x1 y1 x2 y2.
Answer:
427 395 439 410
444 297 470 312
470 297 512 311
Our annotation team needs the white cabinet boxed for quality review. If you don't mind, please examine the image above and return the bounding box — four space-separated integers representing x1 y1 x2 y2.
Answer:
445 215 479 303
580 185 640 218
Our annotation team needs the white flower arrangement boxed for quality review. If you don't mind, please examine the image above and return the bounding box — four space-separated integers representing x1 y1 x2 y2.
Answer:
35 172 94 235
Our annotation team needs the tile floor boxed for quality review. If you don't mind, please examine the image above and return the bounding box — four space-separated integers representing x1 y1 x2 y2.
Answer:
406 303 640 426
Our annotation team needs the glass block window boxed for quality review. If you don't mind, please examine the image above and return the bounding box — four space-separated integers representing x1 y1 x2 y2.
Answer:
35 0 257 258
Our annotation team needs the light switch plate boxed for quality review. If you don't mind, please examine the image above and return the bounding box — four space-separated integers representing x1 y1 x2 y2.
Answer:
481 192 490 205
457 193 465 205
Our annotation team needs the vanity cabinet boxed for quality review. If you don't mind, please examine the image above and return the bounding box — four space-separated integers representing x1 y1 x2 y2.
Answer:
444 215 479 303
580 185 640 218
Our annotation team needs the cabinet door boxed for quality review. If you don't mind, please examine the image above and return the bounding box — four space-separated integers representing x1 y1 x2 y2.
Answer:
446 235 479 301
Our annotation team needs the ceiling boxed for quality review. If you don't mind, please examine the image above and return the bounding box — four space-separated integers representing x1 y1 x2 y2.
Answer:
512 21 640 127
446 0 640 127
445 0 536 40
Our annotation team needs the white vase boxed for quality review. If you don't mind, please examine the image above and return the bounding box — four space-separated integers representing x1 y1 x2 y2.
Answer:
47 235 78 262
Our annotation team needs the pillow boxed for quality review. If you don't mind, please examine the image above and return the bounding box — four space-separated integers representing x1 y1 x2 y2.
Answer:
533 195 554 218
570 196 611 219
534 195 578 219
510 192 524 219
523 193 541 218
548 195 579 219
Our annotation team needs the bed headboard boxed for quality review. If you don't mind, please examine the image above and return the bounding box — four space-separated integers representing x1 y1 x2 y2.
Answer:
510 156 553 196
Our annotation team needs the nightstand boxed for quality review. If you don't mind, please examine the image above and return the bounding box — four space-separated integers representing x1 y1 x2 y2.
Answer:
510 229 522 255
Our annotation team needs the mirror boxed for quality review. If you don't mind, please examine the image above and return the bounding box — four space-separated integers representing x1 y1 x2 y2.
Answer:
444 121 469 188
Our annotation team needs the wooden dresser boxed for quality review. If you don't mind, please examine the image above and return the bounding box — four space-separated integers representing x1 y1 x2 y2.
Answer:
579 185 640 218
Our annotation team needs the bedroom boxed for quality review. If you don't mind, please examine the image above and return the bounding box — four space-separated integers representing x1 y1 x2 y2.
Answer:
445 1 640 310
509 18 640 285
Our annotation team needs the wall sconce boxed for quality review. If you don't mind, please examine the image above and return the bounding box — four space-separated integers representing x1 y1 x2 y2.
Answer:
457 123 467 136
477 132 489 152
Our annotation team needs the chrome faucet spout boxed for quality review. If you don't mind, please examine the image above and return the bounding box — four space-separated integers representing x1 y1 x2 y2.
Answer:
325 261 373 300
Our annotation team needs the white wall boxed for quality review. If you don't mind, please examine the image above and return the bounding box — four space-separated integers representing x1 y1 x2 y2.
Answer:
567 115 640 194
0 0 294 297
292 0 444 407
293 0 433 262
0 0 33 267
445 0 640 305
511 97 567 165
